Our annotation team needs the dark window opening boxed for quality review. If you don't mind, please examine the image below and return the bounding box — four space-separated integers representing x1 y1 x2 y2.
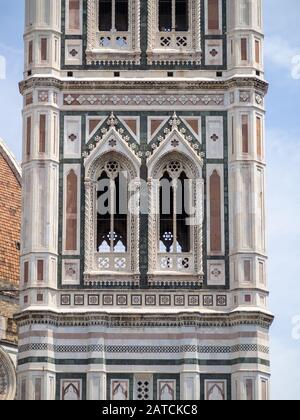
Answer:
98 0 129 32
176 0 189 31
159 170 191 253
99 0 112 31
116 0 129 31
159 0 172 32
97 169 128 253
159 0 189 32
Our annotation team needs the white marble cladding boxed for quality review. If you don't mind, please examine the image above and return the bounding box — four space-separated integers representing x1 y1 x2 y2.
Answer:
18 288 269 313
16 320 271 400
63 92 226 108
17 323 270 361
21 87 266 111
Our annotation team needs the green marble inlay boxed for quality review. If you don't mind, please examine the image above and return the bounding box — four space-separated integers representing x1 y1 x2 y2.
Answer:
58 110 229 291
61 0 227 71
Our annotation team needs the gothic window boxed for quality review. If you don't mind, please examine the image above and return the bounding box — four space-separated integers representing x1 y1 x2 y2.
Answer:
87 0 141 64
159 0 189 32
159 164 191 254
97 160 128 253
98 0 129 32
97 0 130 49
148 152 203 285
84 151 139 286
147 1 201 65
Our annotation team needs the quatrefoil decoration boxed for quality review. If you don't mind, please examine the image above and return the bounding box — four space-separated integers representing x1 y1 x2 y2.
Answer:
69 48 78 57
68 134 77 142
210 48 219 57
211 268 222 278
211 134 219 142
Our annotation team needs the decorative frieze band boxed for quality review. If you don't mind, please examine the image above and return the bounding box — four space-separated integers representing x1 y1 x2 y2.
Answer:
19 77 269 95
15 311 274 329
19 343 269 355
58 292 228 309
63 93 225 107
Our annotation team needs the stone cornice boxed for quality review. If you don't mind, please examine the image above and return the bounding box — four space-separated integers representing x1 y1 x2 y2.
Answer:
19 76 269 95
15 310 274 330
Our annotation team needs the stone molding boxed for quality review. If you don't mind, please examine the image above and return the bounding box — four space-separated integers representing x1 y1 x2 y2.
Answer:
15 310 274 329
19 77 269 95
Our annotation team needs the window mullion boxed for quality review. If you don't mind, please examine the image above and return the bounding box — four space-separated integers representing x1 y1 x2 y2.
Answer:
172 0 176 31
173 180 177 253
112 0 116 31
110 178 115 252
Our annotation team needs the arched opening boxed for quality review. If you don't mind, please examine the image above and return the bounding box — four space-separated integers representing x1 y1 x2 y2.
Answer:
159 169 191 253
149 152 202 279
96 160 128 253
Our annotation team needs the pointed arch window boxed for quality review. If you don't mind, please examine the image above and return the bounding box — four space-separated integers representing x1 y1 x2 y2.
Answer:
84 152 140 285
148 153 204 285
159 162 191 253
97 160 128 253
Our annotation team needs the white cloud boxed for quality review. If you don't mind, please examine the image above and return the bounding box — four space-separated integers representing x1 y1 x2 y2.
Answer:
267 127 300 236
267 127 300 400
265 36 300 71
271 336 300 400
0 42 23 56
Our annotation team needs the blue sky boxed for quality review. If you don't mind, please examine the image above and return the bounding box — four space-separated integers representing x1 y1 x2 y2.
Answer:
0 0 300 400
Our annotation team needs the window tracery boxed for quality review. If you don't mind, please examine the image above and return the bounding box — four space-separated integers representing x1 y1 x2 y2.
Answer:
84 151 139 287
87 0 141 64
148 152 204 287
147 0 201 65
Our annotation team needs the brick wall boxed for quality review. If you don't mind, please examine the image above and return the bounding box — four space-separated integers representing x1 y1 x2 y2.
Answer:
0 151 21 346
0 154 21 289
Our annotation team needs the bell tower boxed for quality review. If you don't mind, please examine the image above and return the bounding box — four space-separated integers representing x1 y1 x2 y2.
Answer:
17 0 273 400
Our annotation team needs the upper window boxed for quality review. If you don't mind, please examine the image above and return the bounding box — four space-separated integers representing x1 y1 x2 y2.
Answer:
147 1 201 65
159 0 189 32
98 0 129 32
